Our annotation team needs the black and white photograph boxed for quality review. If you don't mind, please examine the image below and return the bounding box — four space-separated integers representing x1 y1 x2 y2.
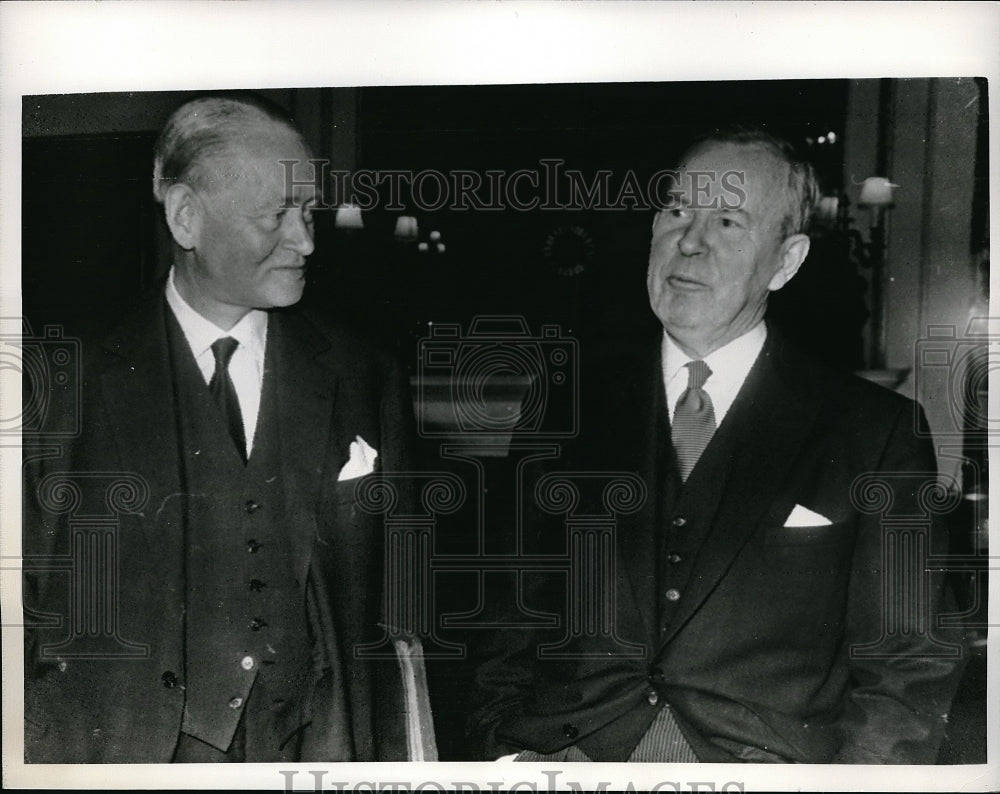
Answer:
1 3 996 791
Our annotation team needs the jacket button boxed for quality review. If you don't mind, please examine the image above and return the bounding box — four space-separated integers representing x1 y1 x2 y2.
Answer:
562 723 579 739
667 552 682 564
245 500 261 514
228 697 243 709
647 690 659 705
246 539 263 554
672 516 686 528
665 588 681 602
248 578 267 592
161 671 178 688
241 655 255 671
249 617 268 631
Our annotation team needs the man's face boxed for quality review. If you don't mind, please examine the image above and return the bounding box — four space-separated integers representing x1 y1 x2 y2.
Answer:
647 142 806 357
180 122 318 326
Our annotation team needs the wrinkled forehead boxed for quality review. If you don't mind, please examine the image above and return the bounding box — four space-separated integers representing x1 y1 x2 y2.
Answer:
675 142 790 214
198 125 319 206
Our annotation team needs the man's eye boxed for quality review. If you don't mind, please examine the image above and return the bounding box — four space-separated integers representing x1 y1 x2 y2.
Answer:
660 207 687 220
718 215 742 229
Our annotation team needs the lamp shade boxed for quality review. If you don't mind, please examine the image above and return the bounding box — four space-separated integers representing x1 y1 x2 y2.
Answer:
858 177 899 208
394 215 419 240
815 195 840 225
335 204 364 230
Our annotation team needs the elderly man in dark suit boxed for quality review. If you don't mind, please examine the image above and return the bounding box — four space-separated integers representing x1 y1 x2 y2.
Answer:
23 96 426 763
469 128 965 764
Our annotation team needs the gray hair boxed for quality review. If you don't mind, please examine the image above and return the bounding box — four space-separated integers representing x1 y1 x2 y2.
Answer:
152 95 302 203
682 125 820 238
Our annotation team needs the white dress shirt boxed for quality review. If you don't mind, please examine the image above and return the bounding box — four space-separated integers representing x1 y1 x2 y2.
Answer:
165 267 268 455
661 323 767 426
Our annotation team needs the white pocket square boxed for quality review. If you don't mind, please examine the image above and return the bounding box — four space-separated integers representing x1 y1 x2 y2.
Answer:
337 435 378 481
784 504 832 527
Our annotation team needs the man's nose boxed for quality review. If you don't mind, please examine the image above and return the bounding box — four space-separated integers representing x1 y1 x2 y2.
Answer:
283 209 315 256
677 214 708 256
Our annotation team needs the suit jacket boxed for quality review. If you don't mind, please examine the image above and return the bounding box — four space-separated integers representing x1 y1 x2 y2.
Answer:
23 290 419 763
469 323 965 764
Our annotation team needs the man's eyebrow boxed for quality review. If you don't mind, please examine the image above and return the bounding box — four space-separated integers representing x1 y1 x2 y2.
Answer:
274 191 323 210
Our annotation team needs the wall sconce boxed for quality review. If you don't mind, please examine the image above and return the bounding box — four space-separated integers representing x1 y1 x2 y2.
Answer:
814 195 841 228
334 203 364 231
855 176 899 369
858 176 898 208
394 215 419 241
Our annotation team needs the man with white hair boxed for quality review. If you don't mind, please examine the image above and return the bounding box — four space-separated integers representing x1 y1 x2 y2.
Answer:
469 127 965 764
24 95 420 763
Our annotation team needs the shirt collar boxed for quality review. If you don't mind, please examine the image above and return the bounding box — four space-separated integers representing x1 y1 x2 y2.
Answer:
165 267 268 362
662 322 767 389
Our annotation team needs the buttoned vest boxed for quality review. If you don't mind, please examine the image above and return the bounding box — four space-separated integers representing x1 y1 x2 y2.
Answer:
583 414 742 762
165 314 316 755
654 414 738 635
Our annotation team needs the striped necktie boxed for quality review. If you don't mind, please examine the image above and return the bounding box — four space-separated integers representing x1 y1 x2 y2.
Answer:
672 360 716 481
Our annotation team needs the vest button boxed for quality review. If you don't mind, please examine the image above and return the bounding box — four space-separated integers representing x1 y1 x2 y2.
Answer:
249 578 267 592
161 670 178 688
672 516 687 528
228 697 243 710
249 617 268 631
245 500 261 514
647 689 659 706
665 588 681 602
240 656 255 671
246 539 263 554
667 553 682 564
562 723 579 739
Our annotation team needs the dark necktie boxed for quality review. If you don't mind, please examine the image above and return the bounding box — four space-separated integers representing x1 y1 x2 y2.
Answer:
672 360 716 481
209 336 247 464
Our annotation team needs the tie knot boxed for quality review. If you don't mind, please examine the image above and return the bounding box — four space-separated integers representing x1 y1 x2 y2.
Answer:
685 359 711 390
211 336 239 368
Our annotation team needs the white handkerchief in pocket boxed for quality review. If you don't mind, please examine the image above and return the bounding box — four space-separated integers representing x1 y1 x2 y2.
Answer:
338 435 379 481
784 503 833 527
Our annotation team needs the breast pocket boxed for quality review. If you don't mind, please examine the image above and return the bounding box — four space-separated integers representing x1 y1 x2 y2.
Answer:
763 520 854 547
331 472 373 506
755 520 857 601
317 473 381 545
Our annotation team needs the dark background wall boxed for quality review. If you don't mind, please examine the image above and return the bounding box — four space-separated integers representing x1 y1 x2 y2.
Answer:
22 81 852 367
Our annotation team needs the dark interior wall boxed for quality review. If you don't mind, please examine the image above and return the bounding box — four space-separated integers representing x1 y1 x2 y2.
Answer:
22 82 852 364
23 89 299 139
318 80 852 368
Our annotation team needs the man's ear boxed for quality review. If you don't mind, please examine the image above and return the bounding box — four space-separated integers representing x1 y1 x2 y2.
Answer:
768 233 811 292
162 184 202 251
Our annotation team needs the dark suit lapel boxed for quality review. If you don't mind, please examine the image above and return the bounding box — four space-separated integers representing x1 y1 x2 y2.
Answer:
594 330 667 648
99 296 184 556
269 310 342 580
658 328 825 648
